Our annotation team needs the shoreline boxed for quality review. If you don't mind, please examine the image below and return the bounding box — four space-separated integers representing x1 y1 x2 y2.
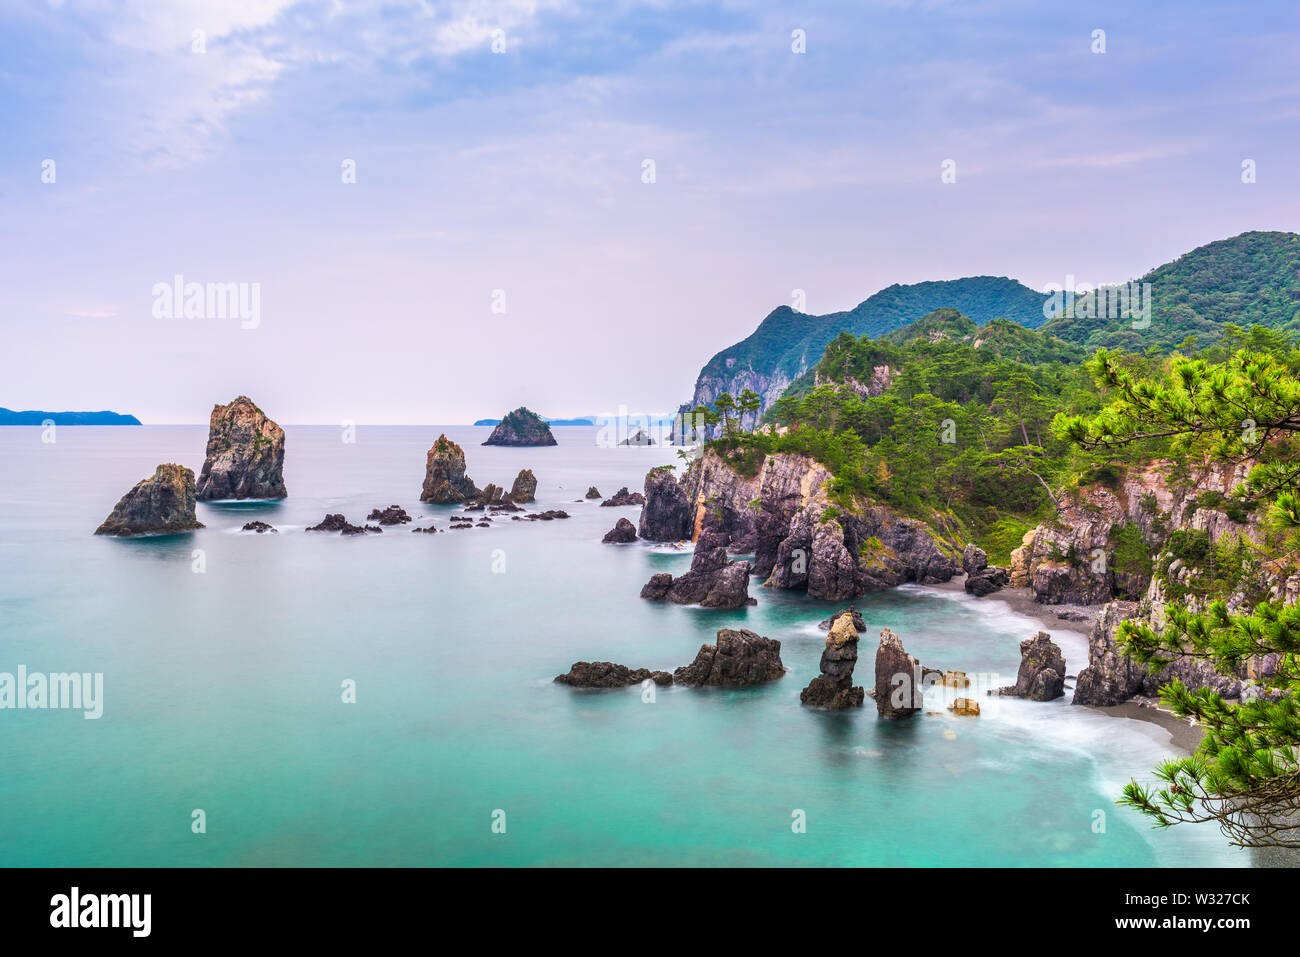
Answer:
934 576 1299 867
931 578 1206 754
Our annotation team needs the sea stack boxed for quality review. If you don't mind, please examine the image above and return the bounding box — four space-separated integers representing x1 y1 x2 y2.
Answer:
95 464 205 536
482 407 557 447
420 434 480 503
638 466 692 541
800 612 865 709
196 396 287 501
509 469 537 503
673 629 785 687
874 628 923 718
996 632 1067 701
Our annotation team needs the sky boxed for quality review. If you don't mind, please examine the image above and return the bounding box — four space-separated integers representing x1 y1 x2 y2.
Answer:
1 0 1297 424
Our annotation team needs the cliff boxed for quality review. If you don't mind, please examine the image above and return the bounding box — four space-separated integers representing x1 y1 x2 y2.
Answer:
641 449 961 601
1011 459 1299 707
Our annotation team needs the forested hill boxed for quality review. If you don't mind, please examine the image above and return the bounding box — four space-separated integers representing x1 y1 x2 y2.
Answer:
685 231 1300 419
1040 230 1300 352
686 276 1050 416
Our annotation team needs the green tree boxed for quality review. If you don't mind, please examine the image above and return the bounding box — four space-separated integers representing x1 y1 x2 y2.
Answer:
1057 345 1300 846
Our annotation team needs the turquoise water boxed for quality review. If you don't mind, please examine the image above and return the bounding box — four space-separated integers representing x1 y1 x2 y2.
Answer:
0 426 1246 866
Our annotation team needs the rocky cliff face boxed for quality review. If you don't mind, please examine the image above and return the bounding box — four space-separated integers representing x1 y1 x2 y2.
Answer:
95 464 204 536
482 407 557 446
420 434 480 503
1047 459 1299 707
196 396 286 500
638 466 693 541
667 449 959 601
1023 461 1256 606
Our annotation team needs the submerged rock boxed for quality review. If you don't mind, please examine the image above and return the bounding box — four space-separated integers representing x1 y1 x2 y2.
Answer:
554 662 672 688
949 698 981 716
306 514 380 535
483 407 557 447
420 434 480 503
996 632 1067 701
801 612 865 709
602 517 638 543
519 509 570 521
509 469 537 503
242 520 277 533
673 629 785 687
366 505 412 525
196 396 287 501
874 627 923 718
95 464 205 536
638 466 692 541
601 487 645 507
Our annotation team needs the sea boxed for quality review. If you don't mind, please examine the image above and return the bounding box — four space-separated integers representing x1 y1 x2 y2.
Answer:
0 425 1247 866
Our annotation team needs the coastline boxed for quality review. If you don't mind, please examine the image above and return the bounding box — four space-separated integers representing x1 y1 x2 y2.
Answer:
935 575 1299 867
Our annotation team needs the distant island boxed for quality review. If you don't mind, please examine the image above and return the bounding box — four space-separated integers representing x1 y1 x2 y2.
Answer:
0 407 141 425
474 415 595 427
474 413 681 427
482 407 558 446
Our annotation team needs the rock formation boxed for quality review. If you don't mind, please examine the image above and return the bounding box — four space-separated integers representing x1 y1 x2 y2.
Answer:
800 612 865 709
638 466 693 541
196 396 287 500
619 429 654 446
961 543 1010 596
585 486 602 498
602 518 638 543
367 505 412 525
673 629 785 687
509 469 537 503
516 509 570 521
306 514 381 535
949 698 981 716
482 407 557 447
1071 601 1160 706
818 606 865 632
639 514 753 608
996 631 1066 701
670 451 959 600
242 520 276 533
420 434 479 503
601 487 645 507
95 464 205 536
874 627 923 718
555 662 673 688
